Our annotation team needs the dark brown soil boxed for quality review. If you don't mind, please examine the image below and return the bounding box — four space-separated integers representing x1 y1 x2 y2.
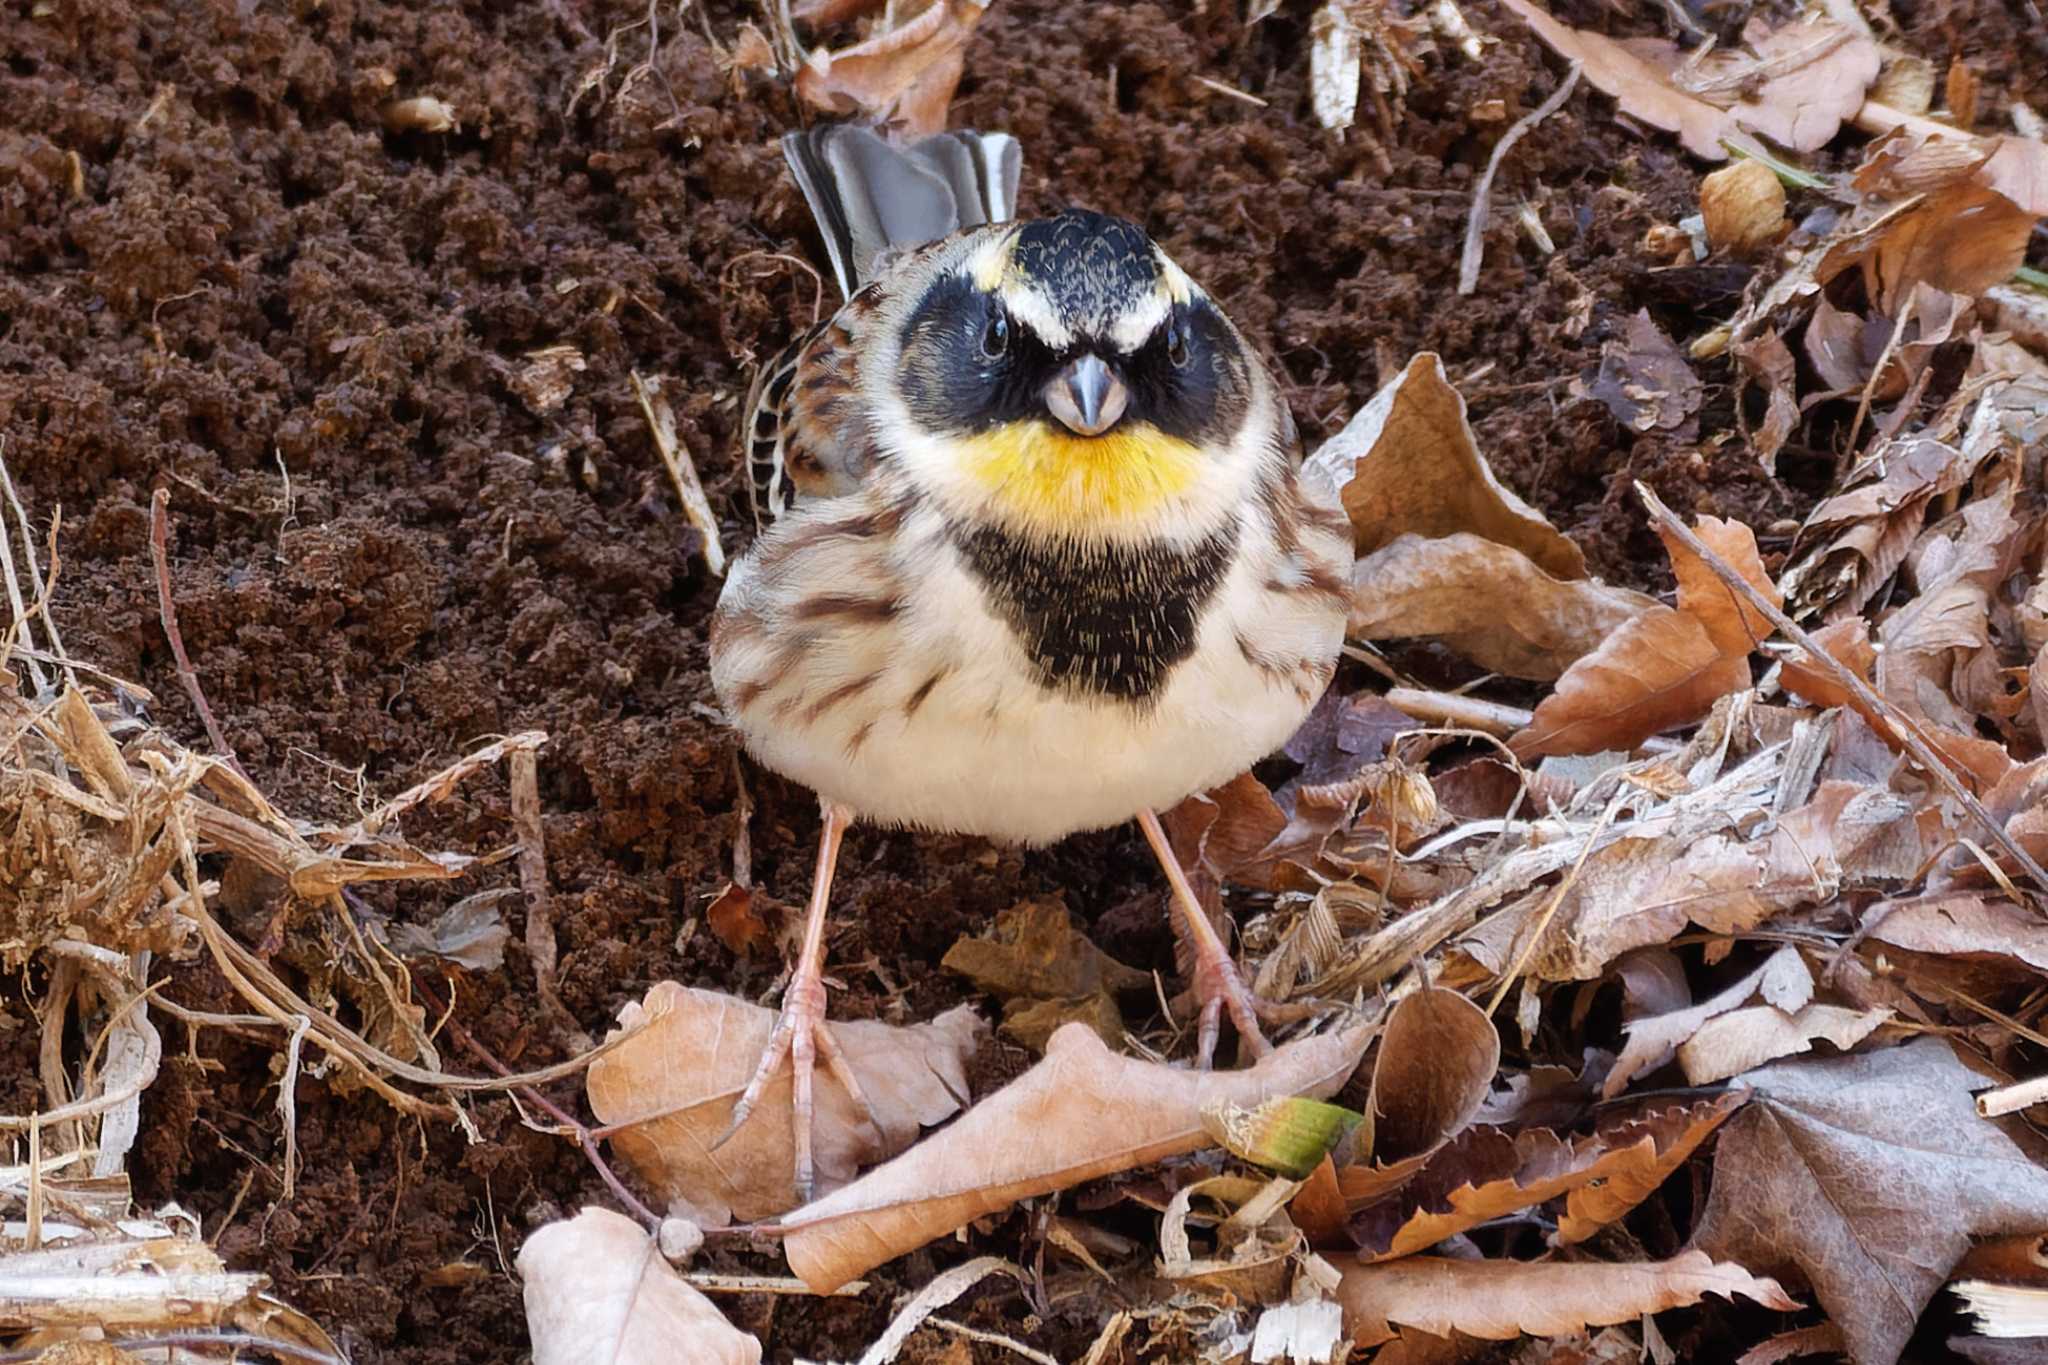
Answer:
2 0 2037 1359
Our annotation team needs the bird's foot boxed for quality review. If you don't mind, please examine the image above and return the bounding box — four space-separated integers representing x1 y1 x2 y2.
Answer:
715 967 881 1205
1191 944 1274 1070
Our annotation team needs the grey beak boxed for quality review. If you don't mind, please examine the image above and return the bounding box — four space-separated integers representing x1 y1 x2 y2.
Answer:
1045 354 1130 436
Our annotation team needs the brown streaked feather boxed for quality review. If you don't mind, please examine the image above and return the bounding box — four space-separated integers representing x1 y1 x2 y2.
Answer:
741 281 889 532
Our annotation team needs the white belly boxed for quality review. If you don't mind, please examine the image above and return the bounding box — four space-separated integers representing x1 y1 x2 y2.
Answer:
725 547 1340 845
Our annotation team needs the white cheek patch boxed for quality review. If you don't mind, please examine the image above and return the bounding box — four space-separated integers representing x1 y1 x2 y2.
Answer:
1002 284 1072 351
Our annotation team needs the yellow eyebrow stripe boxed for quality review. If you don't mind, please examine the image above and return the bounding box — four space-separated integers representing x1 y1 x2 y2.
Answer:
954 422 1205 530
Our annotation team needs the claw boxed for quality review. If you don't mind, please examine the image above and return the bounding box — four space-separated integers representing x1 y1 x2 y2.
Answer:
708 799 880 1205
1138 807 1273 1068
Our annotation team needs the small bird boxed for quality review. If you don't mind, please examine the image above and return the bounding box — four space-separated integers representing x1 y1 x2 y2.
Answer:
710 124 1353 1198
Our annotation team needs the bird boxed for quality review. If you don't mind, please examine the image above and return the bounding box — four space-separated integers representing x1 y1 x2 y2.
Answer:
709 124 1354 1200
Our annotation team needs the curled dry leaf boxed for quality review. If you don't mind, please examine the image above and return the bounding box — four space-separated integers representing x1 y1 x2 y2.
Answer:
1697 1038 2048 1365
1513 515 1777 759
519 1207 761 1365
1336 1249 1797 1348
1701 160 1788 256
1607 944 1812 1097
1349 1092 1745 1259
1348 532 1656 682
587 982 985 1222
776 1020 1371 1293
1304 352 1586 577
1496 1 1878 159
1865 893 2048 973
793 0 989 138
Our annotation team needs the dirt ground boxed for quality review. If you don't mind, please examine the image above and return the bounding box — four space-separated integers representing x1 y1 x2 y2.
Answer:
3 0 2043 1359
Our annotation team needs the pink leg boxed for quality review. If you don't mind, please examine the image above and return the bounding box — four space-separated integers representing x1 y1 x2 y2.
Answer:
713 798 880 1202
1136 807 1273 1068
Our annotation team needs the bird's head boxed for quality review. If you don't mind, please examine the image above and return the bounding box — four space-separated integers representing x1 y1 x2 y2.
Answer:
885 210 1265 537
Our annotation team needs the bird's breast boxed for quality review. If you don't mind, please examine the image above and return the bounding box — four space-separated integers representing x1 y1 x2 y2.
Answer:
952 519 1239 702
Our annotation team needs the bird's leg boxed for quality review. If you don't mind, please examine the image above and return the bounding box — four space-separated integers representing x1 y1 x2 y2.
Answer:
713 798 880 1203
1136 807 1274 1068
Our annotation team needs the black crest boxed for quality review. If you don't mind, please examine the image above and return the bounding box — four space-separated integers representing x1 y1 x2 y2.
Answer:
1010 210 1162 336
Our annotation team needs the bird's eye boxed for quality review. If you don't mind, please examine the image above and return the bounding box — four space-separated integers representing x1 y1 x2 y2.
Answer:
981 312 1010 359
1166 320 1191 368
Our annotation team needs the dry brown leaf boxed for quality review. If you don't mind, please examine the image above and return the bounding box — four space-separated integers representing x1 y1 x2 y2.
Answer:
1736 1324 1849 1365
1670 516 1780 656
703 881 781 958
1879 488 2018 733
1780 433 1979 621
1337 1250 1797 1347
1350 1092 1744 1258
1574 310 1704 434
1676 1001 1891 1084
1780 617 1880 713
1862 182 2037 312
1697 1038 2048 1365
1733 330 1800 472
587 983 985 1222
1510 607 1748 759
1362 985 1500 1167
777 1021 1370 1293
942 897 1147 1051
1513 513 1776 759
518 1207 761 1365
1866 893 2048 973
1495 1 1877 159
1703 160 1789 255
1348 532 1657 681
793 0 989 138
1303 352 1586 578
1606 945 1812 1098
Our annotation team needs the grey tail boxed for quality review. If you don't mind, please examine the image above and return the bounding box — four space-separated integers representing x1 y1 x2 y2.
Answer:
782 125 1023 298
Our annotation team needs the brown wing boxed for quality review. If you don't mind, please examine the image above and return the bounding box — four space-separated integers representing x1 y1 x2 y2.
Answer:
741 284 883 531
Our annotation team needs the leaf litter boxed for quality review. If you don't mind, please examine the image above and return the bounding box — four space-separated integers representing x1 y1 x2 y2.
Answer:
14 0 2048 1360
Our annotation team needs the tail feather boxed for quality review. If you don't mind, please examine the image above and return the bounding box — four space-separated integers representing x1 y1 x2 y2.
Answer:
782 125 1022 297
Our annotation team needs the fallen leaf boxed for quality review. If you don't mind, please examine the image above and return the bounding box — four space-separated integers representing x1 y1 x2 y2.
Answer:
1513 514 1776 759
704 881 780 958
1495 2 1878 159
386 893 512 971
1861 182 2037 313
1670 516 1780 656
1696 1038 2048 1365
1349 1092 1744 1258
943 897 1148 1048
1676 1001 1892 1084
1510 606 1748 759
1303 353 1586 579
1866 894 2048 974
1736 1324 1849 1365
1878 488 2019 734
1606 944 1813 1098
1335 985 1500 1210
1348 532 1656 681
587 983 985 1222
1574 310 1704 433
1336 1250 1797 1347
777 1020 1370 1293
793 0 990 138
1733 330 1800 472
519 1207 761 1365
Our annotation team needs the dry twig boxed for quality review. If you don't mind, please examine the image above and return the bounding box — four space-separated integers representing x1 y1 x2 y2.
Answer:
1459 63 1581 295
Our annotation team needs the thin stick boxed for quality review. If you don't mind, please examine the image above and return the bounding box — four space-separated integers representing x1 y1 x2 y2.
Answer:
631 370 726 576
1459 63 1581 296
1978 1073 2048 1118
150 489 246 778
1637 482 2048 895
511 747 589 1049
0 437 45 695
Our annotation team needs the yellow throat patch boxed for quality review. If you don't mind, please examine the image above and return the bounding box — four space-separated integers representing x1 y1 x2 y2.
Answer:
955 422 1205 530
